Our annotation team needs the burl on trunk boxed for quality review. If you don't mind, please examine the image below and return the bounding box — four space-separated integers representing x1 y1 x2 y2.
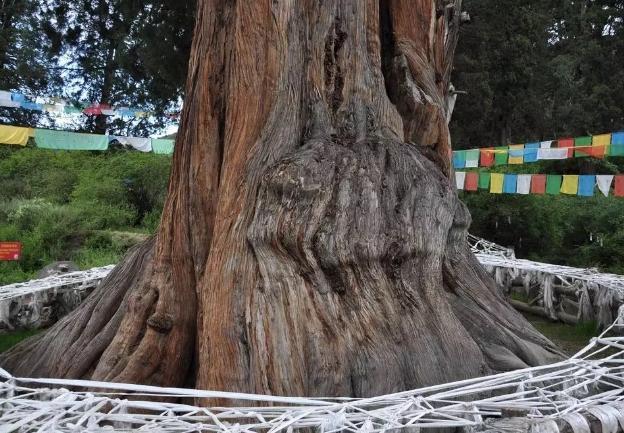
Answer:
0 0 562 398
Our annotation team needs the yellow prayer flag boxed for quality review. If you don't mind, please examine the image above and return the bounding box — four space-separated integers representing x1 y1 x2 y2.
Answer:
593 133 611 154
28 128 35 138
490 173 504 194
0 125 30 146
560 175 579 195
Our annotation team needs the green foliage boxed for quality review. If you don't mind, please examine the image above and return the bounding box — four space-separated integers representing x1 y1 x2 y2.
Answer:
452 0 624 147
0 148 170 285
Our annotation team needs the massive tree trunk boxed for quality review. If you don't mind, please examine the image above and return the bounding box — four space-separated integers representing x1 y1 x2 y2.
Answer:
0 0 562 397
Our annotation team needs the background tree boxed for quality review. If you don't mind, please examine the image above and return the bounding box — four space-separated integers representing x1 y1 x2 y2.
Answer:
0 0 561 396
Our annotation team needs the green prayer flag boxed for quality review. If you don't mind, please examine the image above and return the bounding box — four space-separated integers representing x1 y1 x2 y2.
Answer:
465 149 479 163
478 172 490 189
494 146 508 166
574 136 592 158
546 175 562 195
152 138 175 155
34 129 108 151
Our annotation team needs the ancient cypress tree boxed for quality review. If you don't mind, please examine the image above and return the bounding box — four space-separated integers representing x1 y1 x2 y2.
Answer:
0 0 561 397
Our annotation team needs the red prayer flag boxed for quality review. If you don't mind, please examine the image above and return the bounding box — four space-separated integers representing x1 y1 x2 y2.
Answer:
480 148 495 167
531 174 546 194
465 172 479 191
557 138 575 158
83 103 111 116
615 175 624 197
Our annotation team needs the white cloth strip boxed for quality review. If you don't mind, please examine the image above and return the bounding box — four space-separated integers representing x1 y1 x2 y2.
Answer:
537 148 568 160
540 140 553 149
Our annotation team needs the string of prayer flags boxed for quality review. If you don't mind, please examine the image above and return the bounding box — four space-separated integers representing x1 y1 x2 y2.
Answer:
452 130 624 168
455 171 624 198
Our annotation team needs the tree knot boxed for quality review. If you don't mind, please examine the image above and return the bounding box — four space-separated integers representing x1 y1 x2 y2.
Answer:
147 313 174 334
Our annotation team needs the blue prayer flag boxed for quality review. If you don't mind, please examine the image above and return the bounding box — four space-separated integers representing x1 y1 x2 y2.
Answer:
503 174 518 194
20 102 43 111
11 93 25 102
524 142 539 162
578 175 596 197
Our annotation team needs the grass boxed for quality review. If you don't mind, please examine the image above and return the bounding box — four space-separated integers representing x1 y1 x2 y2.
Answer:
0 329 39 353
523 313 599 355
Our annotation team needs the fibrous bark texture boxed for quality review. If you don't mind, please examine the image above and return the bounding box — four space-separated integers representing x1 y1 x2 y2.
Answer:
0 0 563 398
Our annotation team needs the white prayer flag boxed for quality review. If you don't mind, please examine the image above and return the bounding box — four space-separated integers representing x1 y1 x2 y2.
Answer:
537 147 568 160
596 175 614 197
455 171 466 190
111 136 153 152
517 175 532 195
540 140 553 149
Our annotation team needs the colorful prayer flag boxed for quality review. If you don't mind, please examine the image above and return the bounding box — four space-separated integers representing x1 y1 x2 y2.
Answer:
151 138 175 155
503 174 517 194
531 174 546 194
524 143 539 163
480 148 495 167
465 172 479 191
508 145 524 164
0 125 30 146
560 175 579 195
546 175 562 195
452 151 466 169
596 175 614 197
517 174 532 195
478 172 491 189
494 146 508 166
490 173 504 194
455 171 466 190
34 129 109 151
465 150 480 168
577 175 595 197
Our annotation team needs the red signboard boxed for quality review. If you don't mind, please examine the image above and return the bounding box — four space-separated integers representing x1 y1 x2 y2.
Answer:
0 242 21 261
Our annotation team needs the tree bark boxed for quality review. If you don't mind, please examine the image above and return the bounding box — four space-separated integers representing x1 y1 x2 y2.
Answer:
0 0 563 398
